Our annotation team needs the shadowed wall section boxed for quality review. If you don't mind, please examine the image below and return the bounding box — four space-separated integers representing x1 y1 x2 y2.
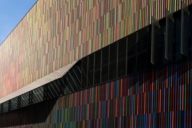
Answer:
0 100 56 127
6 61 192 128
1 0 192 100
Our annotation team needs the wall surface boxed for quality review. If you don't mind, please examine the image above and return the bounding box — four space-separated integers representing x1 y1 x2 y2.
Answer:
7 61 192 128
0 0 192 99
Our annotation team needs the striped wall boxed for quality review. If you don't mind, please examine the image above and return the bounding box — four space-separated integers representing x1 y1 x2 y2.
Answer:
0 0 192 98
8 61 192 128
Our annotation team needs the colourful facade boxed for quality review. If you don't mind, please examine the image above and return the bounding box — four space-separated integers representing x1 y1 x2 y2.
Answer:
0 0 192 127
7 61 192 128
1 0 192 99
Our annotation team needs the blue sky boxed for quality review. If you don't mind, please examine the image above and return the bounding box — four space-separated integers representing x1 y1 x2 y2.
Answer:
0 0 37 44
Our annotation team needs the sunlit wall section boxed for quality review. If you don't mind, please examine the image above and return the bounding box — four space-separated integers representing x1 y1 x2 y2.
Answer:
0 0 191 98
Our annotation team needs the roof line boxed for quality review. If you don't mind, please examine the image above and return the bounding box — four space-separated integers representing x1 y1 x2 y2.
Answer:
0 0 39 46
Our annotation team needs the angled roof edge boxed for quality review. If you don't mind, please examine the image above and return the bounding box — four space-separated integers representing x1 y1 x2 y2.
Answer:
0 0 38 45
0 61 77 104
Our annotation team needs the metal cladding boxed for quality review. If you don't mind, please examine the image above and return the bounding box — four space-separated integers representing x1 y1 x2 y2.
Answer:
0 0 192 127
3 61 192 127
0 0 192 99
